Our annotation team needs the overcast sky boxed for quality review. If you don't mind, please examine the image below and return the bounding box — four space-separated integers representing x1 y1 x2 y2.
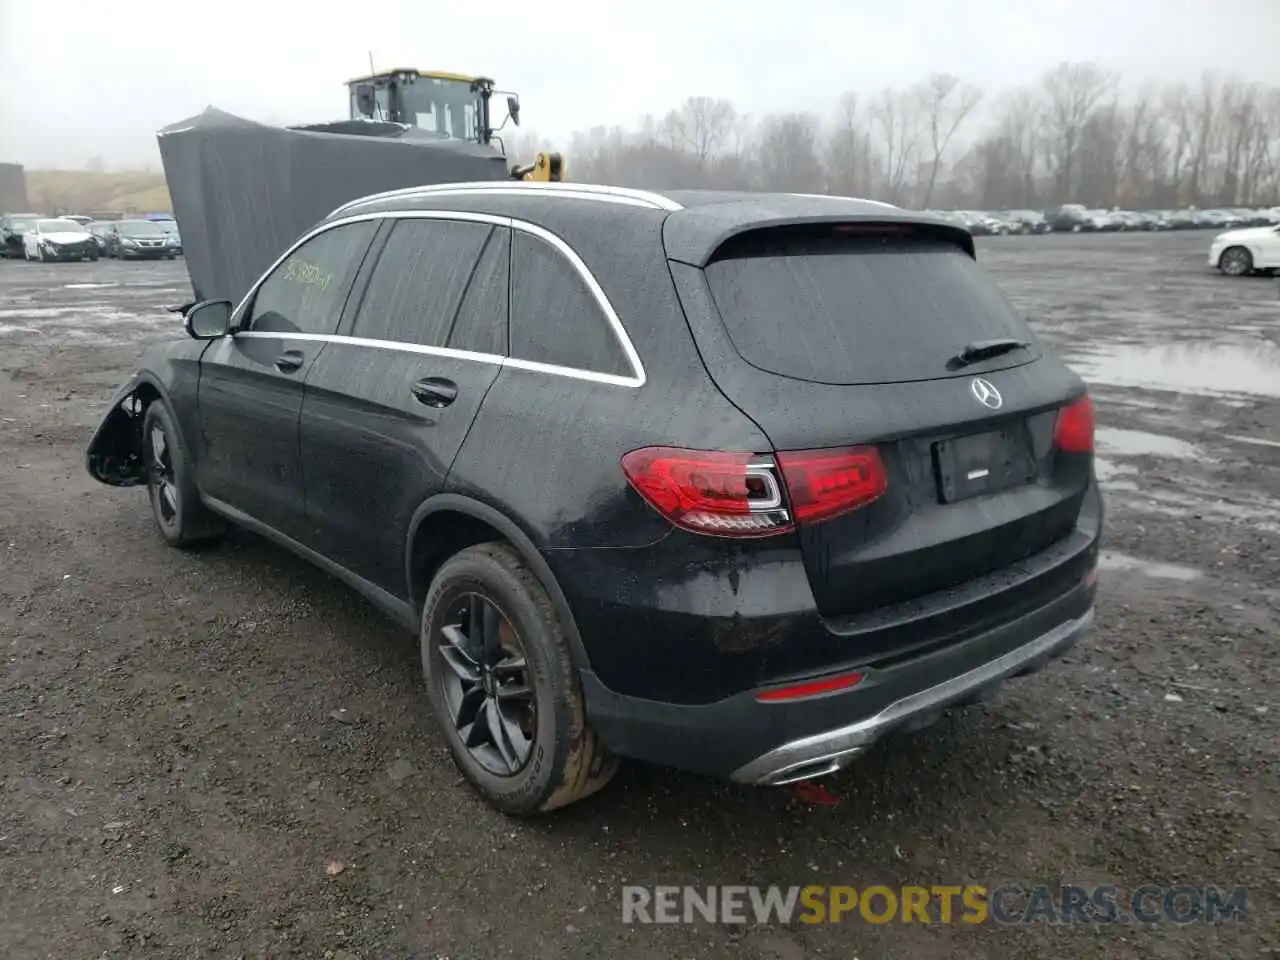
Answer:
2 0 1278 169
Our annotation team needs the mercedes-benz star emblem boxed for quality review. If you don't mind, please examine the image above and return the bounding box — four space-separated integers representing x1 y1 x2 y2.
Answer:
970 377 1003 410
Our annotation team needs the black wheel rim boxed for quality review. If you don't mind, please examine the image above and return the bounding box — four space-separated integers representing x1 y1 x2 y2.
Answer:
434 592 536 777
148 423 179 526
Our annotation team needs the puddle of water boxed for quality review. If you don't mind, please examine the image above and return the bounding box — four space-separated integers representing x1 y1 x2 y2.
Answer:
1068 341 1280 399
1098 551 1202 581
1094 457 1137 481
1102 481 1280 532
0 307 79 320
1225 434 1280 451
1096 427 1210 462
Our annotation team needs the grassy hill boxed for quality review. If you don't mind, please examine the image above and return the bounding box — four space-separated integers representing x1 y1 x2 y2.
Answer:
25 170 171 215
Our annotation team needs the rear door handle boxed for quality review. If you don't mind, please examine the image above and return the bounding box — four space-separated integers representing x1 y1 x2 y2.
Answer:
411 377 458 408
274 350 305 373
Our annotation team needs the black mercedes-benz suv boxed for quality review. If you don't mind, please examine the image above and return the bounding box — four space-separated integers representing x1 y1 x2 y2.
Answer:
85 184 1101 815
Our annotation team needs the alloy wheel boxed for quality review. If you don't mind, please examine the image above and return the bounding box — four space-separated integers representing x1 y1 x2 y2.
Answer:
435 592 537 776
148 424 179 525
1220 249 1251 276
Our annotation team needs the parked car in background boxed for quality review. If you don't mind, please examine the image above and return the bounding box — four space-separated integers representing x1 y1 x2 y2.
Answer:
22 217 99 262
1001 210 1050 234
103 219 178 260
154 219 183 255
87 221 114 256
1046 205 1097 232
85 184 1100 814
1 212 43 258
1208 221 1280 277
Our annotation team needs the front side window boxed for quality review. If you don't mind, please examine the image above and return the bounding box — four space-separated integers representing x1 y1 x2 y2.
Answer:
509 231 630 377
247 221 377 335
351 218 494 347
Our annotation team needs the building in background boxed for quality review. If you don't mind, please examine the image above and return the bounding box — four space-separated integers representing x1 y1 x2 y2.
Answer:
0 163 30 211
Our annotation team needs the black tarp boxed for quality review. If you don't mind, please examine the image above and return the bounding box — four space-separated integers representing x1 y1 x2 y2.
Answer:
157 108 509 306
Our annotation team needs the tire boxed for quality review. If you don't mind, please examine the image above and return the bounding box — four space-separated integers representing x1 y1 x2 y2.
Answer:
1218 246 1253 277
141 401 226 548
36 247 46 262
89 254 99 262
421 542 617 815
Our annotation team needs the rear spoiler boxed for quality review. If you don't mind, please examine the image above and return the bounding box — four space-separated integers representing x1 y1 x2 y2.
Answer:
664 206 977 266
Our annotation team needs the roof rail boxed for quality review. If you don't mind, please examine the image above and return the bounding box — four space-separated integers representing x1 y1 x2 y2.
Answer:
786 193 899 209
329 181 683 219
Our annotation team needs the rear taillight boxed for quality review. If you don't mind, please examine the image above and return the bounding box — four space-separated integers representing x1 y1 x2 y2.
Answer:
619 448 791 537
1053 394 1095 453
775 446 888 524
621 445 888 537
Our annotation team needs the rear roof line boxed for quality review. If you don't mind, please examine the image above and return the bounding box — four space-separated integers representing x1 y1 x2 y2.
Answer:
329 182 683 219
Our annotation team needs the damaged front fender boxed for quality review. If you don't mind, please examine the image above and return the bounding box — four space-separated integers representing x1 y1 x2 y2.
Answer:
86 325 209 487
85 375 161 486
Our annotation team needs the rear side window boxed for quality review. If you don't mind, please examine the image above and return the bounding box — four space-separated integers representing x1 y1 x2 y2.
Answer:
447 227 509 356
352 218 493 347
509 230 630 377
703 233 1038 385
248 221 377 335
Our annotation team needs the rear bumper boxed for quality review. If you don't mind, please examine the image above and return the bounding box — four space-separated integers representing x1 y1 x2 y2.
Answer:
730 606 1091 785
579 576 1095 781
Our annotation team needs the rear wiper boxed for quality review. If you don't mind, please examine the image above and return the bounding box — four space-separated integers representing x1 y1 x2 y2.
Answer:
949 338 1030 368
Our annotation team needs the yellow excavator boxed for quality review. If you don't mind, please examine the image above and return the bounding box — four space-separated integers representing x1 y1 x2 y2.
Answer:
346 68 564 182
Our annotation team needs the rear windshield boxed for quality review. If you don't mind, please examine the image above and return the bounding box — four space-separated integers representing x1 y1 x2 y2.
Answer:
703 233 1038 385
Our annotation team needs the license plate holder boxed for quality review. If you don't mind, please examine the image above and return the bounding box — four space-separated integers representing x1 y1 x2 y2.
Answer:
933 426 1036 503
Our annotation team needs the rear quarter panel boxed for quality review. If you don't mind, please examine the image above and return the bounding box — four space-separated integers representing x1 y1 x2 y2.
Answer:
445 205 775 550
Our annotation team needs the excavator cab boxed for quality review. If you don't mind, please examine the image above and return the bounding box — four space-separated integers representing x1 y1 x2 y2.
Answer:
347 69 562 182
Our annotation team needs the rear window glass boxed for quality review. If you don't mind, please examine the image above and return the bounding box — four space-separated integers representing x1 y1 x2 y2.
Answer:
703 234 1038 385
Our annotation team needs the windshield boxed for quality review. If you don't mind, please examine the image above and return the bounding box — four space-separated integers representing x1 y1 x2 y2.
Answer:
37 218 83 233
704 232 1038 385
154 221 179 234
119 221 164 237
399 76 480 140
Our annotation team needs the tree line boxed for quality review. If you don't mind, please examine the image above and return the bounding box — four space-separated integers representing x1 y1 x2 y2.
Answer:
506 63 1280 211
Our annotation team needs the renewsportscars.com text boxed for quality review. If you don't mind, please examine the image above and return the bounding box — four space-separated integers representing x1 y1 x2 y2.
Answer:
621 884 1249 925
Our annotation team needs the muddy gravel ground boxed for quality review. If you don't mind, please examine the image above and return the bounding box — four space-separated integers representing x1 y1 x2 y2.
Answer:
1 230 1278 960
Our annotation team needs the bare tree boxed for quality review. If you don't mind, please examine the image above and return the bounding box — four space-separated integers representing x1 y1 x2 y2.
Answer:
757 112 825 192
1041 61 1117 201
916 73 984 207
660 96 738 172
825 91 877 196
540 68 1280 209
871 87 921 203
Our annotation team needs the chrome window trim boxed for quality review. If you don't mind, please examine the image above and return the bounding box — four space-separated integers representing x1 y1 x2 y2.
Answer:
329 181 682 218
229 208 646 388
